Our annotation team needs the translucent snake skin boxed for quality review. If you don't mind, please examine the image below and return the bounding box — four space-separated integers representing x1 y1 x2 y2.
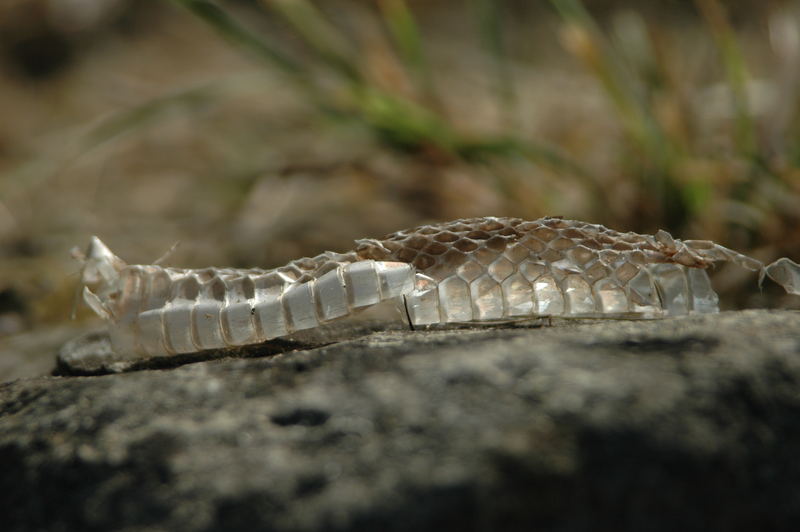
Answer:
79 216 799 359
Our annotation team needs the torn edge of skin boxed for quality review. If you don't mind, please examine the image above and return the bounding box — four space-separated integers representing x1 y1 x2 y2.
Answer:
765 257 800 296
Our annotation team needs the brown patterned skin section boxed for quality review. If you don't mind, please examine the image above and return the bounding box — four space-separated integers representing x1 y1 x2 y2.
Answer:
354 216 697 282
276 251 359 283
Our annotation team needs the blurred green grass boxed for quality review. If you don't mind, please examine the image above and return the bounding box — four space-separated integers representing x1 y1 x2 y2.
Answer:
170 0 799 234
0 0 799 335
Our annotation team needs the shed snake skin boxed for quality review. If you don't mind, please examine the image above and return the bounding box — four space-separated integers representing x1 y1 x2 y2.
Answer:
78 216 800 359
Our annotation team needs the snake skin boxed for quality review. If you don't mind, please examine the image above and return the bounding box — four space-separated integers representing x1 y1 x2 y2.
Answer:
354 216 721 323
80 216 798 358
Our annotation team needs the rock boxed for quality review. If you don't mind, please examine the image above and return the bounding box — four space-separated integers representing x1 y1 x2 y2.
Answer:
1 310 800 531
0 324 86 382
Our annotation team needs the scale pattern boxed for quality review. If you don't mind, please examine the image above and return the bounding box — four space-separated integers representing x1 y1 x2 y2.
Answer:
80 243 413 359
79 216 798 359
354 217 722 324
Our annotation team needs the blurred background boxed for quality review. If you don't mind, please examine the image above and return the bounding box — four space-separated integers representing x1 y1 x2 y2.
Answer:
1 0 799 376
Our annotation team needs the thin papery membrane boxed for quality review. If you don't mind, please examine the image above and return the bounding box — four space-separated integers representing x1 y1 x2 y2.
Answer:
682 239 799 296
764 258 800 296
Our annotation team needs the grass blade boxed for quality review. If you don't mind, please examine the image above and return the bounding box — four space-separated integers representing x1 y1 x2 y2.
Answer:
694 0 757 158
266 0 361 83
84 85 218 150
172 0 304 77
378 0 438 106
470 0 517 128
551 0 650 149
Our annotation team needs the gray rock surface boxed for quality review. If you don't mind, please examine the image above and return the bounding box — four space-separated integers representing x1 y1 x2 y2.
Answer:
0 324 86 382
1 310 799 531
